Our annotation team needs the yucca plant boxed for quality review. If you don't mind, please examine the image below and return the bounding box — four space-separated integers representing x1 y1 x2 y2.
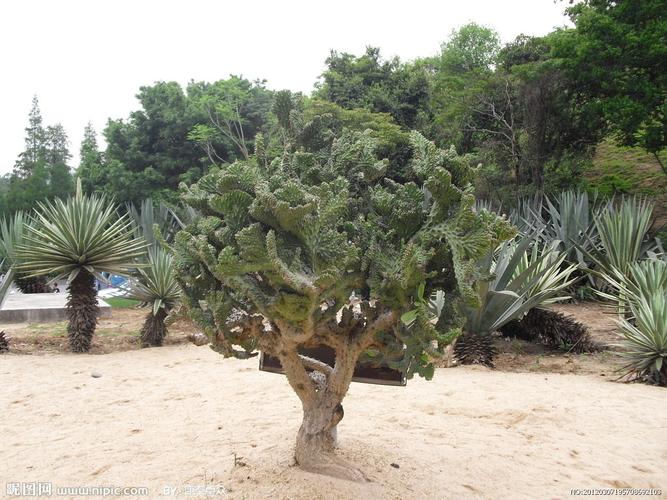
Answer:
18 181 146 352
125 247 180 347
616 292 667 386
455 234 578 366
501 308 597 353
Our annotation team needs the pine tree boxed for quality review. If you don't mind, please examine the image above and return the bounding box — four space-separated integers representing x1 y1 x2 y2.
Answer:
77 123 104 194
174 96 513 480
14 95 47 178
7 96 49 212
45 124 73 198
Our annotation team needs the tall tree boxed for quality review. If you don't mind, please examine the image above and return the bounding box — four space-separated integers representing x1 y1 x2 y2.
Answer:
101 81 207 204
77 123 104 194
428 23 501 151
464 34 604 197
317 47 431 130
45 124 74 197
553 0 667 172
99 79 272 205
6 97 50 213
14 95 47 178
187 76 274 164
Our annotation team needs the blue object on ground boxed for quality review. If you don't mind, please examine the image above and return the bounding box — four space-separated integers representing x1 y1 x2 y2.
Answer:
110 275 127 287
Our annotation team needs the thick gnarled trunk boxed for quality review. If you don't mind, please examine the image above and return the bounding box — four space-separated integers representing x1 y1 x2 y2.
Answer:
294 393 367 482
295 403 340 462
280 345 368 482
66 269 98 353
269 309 395 482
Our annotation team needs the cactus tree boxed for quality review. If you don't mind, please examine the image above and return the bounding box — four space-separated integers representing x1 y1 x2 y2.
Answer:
174 117 511 479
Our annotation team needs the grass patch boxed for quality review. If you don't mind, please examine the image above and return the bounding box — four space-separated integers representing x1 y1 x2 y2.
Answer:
586 139 666 197
95 327 138 337
105 297 140 308
26 322 67 337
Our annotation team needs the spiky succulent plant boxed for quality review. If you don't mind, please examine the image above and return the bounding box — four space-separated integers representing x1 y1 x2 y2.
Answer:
125 247 181 347
456 234 578 365
0 212 26 304
127 199 185 250
18 181 146 352
616 292 667 385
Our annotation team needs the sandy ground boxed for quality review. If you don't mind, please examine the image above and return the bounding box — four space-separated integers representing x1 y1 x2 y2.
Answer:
2 343 666 500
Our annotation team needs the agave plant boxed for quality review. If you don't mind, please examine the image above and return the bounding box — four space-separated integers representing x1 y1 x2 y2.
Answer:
591 197 657 273
125 247 180 347
0 212 32 300
0 213 25 307
0 260 13 309
127 199 184 250
543 190 602 268
18 181 146 352
455 234 578 366
616 292 667 386
584 197 661 313
507 193 544 237
0 212 54 294
598 257 667 311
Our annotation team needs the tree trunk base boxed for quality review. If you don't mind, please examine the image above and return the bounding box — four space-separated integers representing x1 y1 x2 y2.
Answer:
67 270 98 353
294 403 368 482
140 309 167 347
296 449 368 482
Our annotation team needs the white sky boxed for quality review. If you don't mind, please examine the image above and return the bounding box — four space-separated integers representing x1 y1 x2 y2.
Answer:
0 0 570 175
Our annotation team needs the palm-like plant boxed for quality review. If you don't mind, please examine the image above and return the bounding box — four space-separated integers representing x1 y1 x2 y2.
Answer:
455 235 578 366
0 260 13 308
18 182 146 352
125 247 181 347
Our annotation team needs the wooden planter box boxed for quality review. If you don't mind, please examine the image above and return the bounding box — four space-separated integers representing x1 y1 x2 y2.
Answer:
259 345 406 386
